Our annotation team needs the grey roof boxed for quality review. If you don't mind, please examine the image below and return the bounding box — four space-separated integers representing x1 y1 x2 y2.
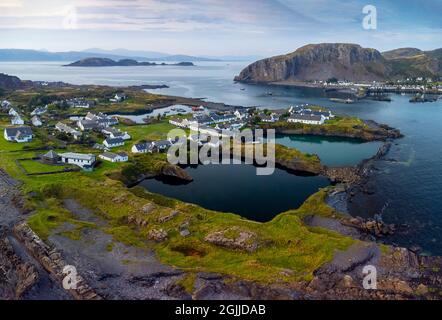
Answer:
79 119 99 129
101 151 127 159
310 110 330 116
103 127 122 136
4 126 33 137
134 142 155 151
104 137 124 145
59 152 95 161
289 114 323 121
101 152 119 160
154 140 171 148
43 150 59 159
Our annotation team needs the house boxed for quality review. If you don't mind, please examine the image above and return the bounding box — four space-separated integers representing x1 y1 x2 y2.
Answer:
8 108 18 116
78 119 98 131
93 143 108 151
131 142 155 153
31 115 42 127
188 133 209 146
66 98 91 109
152 140 171 151
41 150 60 164
260 114 279 123
55 122 82 140
1 100 11 110
287 114 325 125
234 109 250 120
4 127 33 143
169 117 194 128
83 112 118 128
309 110 334 119
192 114 214 125
99 152 128 163
31 106 47 116
11 115 24 125
109 94 126 103
59 152 96 169
103 137 125 148
101 127 131 140
216 120 244 131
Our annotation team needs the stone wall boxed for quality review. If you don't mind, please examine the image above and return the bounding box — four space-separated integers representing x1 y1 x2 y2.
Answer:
13 222 102 300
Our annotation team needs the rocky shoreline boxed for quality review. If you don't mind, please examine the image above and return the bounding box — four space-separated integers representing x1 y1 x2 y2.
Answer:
1 159 442 299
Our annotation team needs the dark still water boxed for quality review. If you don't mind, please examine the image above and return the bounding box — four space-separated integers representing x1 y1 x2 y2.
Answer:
141 164 329 222
275 135 383 167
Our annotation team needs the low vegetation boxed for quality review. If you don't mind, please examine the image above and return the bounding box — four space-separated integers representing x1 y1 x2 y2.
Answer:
0 87 360 286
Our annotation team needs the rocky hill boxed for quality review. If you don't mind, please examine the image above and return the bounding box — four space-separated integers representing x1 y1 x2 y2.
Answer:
235 43 442 83
65 57 194 67
383 48 442 79
0 73 26 90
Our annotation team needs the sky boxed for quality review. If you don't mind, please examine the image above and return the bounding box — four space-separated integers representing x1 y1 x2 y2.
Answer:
1 0 442 57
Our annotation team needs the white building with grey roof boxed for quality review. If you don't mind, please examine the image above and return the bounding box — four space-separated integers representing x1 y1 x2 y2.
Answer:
4 127 33 143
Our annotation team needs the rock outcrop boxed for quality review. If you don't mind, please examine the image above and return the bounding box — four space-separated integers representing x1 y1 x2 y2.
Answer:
235 43 389 83
204 227 259 252
0 234 39 299
161 164 193 181
0 73 26 90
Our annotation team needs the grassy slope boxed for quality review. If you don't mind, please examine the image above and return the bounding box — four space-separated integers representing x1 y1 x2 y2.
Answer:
0 101 356 285
262 116 375 139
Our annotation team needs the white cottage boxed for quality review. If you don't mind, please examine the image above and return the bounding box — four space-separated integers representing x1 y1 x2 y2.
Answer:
287 114 325 125
4 127 33 143
31 115 42 127
59 152 96 169
99 152 128 163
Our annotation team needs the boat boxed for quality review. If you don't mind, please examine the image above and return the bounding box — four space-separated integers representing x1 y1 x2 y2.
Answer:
330 98 355 104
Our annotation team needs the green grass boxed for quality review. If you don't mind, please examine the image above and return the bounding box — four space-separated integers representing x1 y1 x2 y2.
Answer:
176 273 197 294
0 91 360 286
0 127 45 152
18 159 70 174
118 121 175 142
27 198 97 240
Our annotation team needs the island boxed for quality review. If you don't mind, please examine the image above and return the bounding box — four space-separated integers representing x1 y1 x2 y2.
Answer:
0 73 440 301
64 57 194 67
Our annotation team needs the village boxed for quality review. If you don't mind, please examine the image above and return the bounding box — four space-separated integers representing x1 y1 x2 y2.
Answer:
1 91 336 174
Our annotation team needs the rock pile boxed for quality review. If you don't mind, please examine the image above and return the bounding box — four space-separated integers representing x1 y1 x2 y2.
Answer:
343 217 395 237
148 228 168 242
204 227 258 252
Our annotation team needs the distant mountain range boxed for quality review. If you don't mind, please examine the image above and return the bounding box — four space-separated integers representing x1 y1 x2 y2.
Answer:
0 48 260 62
235 43 442 83
64 57 194 67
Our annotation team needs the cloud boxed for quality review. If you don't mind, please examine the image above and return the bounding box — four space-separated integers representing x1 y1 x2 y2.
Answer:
0 0 23 7
1 0 442 55
0 0 318 32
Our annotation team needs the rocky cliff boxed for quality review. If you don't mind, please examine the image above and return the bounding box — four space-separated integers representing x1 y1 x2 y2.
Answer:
0 73 27 90
235 43 442 83
235 43 389 83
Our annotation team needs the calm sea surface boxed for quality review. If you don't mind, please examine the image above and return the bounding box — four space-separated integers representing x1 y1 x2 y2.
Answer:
1 61 441 254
